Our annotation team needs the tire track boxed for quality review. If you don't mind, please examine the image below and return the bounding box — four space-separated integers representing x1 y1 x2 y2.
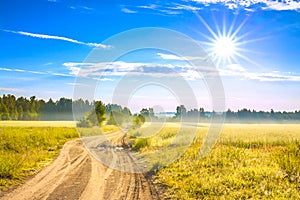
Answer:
2 132 161 200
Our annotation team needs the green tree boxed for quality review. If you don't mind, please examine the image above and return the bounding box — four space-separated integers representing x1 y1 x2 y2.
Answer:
107 111 117 125
17 105 23 120
95 101 106 126
0 103 10 120
132 115 142 128
175 105 187 118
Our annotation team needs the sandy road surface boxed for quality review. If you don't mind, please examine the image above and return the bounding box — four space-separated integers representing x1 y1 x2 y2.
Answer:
2 131 160 200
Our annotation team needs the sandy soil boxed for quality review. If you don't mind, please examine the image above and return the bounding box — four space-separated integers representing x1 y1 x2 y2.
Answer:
1 131 161 200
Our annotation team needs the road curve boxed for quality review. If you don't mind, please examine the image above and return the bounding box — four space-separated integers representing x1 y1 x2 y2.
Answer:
2 131 161 200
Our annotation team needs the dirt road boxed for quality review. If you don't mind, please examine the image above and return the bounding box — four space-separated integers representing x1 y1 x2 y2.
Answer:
2 131 160 200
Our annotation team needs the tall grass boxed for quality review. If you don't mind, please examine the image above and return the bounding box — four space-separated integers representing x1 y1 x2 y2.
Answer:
130 123 300 199
0 126 78 191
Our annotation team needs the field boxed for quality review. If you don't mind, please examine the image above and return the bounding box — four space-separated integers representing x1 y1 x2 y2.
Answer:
0 121 123 193
0 123 78 192
130 123 300 199
1 121 300 199
0 121 76 127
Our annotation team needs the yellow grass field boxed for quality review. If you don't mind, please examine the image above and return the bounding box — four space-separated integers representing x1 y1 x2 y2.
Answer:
0 121 76 127
0 121 122 193
130 123 300 199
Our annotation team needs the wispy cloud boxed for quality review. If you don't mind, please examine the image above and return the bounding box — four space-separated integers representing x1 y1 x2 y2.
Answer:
64 61 215 81
3 30 110 49
0 87 24 92
70 5 94 13
137 4 181 15
167 3 203 11
82 6 93 10
43 62 53 66
157 53 207 61
0 67 13 72
220 64 300 82
157 53 185 60
64 61 300 82
121 8 138 14
226 64 245 72
66 82 91 87
0 67 72 77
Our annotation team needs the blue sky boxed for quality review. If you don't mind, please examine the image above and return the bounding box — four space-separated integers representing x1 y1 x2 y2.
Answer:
1 0 300 112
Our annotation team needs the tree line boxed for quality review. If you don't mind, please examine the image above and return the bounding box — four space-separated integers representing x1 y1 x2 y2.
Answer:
1 94 300 122
0 94 92 120
174 105 300 122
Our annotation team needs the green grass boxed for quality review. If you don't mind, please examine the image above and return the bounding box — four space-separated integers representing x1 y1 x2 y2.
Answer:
77 124 120 137
0 125 78 192
0 121 76 127
0 122 120 192
130 123 300 199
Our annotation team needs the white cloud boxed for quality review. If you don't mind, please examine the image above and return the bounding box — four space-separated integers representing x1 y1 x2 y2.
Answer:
220 64 300 82
0 67 71 77
138 4 157 9
192 0 300 11
64 61 218 81
121 8 138 13
0 67 13 71
263 0 300 10
43 62 53 66
3 30 110 49
82 6 93 10
137 4 181 14
168 3 203 11
66 82 91 87
92 77 114 81
157 53 208 62
64 61 300 82
226 64 245 72
157 53 185 60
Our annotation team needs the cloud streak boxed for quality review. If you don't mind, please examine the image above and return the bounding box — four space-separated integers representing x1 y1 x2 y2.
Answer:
64 61 300 82
121 8 138 13
64 61 206 80
0 67 72 77
3 30 110 48
220 64 300 82
0 87 24 92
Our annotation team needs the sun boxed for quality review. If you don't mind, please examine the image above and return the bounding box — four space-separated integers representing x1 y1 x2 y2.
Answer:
195 13 259 67
208 33 241 66
213 36 237 59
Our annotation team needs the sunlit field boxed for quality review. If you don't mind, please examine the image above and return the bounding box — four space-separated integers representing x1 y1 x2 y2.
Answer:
0 121 76 127
130 123 300 199
0 121 121 193
0 126 78 192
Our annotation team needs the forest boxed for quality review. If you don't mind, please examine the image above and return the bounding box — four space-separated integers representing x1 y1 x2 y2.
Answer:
0 94 300 122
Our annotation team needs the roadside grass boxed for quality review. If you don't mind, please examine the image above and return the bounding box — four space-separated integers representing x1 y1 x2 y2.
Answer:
77 124 120 137
0 121 76 127
0 126 78 192
0 122 120 192
130 123 300 199
102 125 120 134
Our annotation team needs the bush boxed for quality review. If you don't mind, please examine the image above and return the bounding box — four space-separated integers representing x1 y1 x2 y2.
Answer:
77 118 92 128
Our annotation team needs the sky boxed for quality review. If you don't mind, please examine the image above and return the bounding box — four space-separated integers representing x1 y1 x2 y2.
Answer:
1 0 300 112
